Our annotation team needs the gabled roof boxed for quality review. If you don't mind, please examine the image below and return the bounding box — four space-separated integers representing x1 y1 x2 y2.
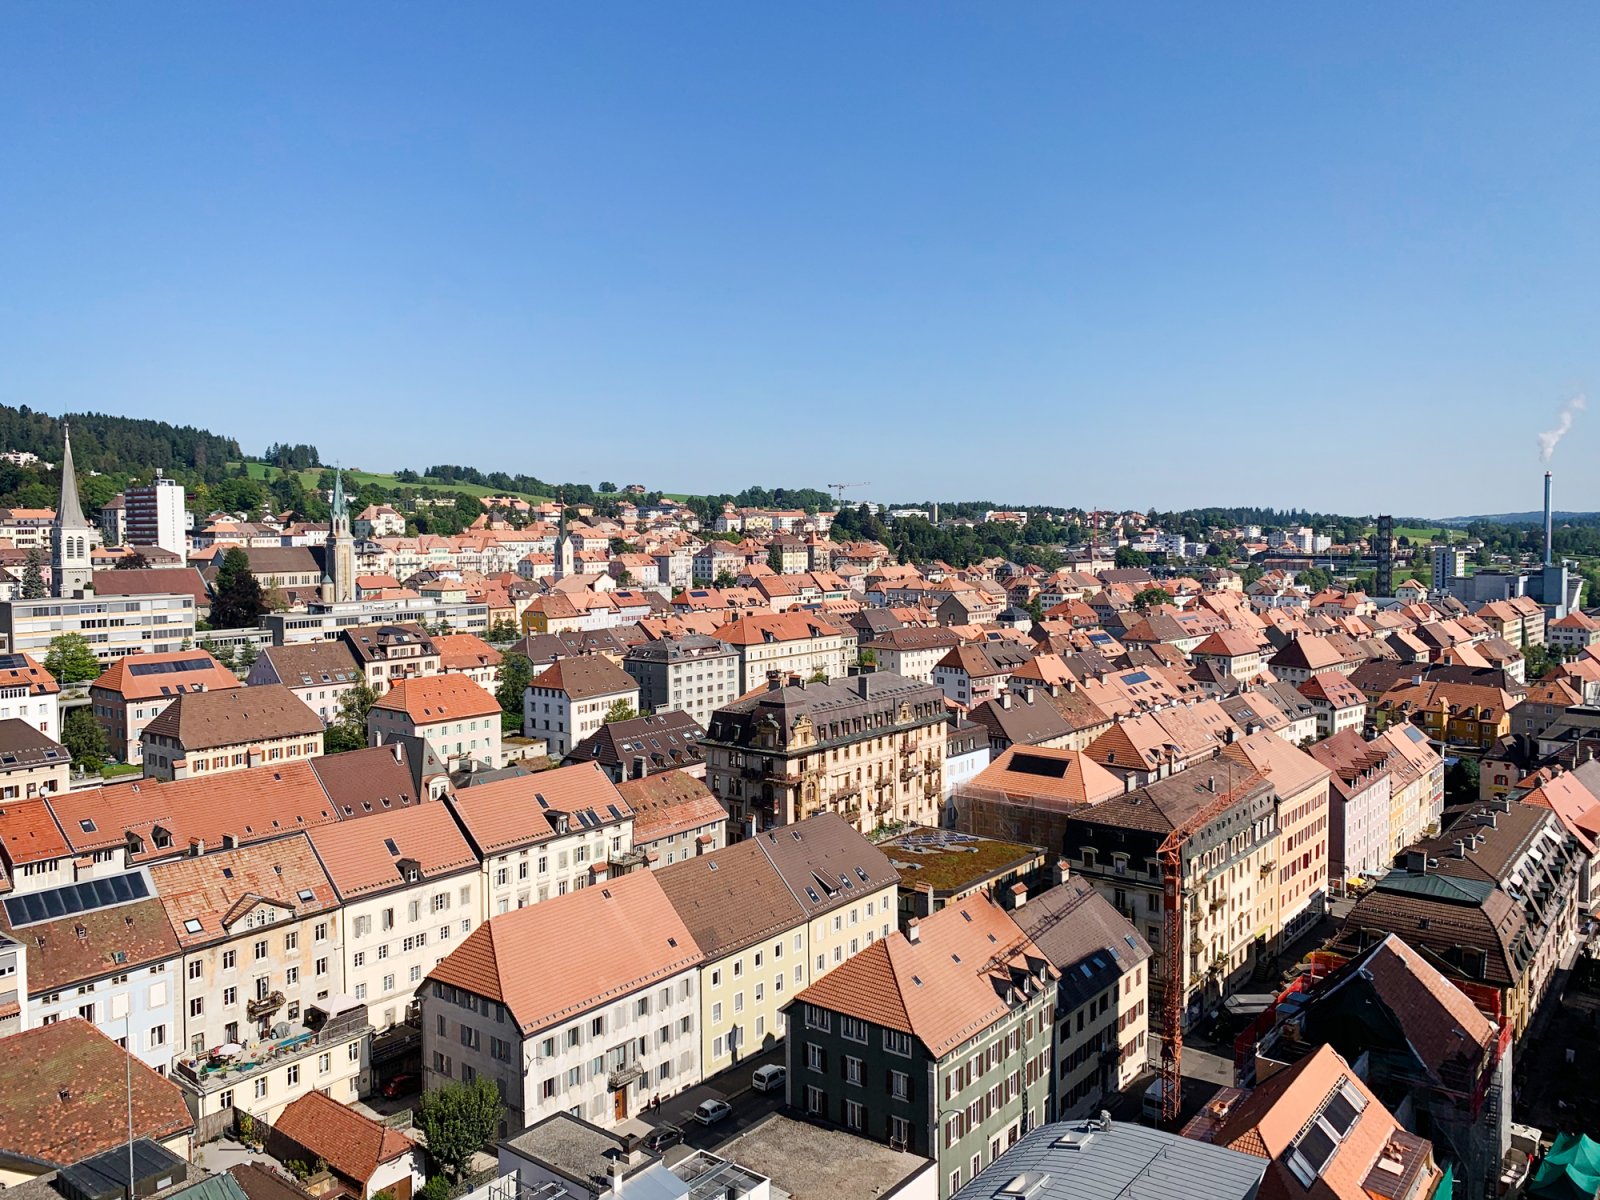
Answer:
0 1019 193 1167
966 745 1123 806
527 656 638 701
143 683 321 749
447 761 632 856
794 892 1054 1058
96 653 236 705
274 1091 414 1184
426 869 702 1033
371 673 500 723
148 832 338 948
310 745 420 818
430 632 504 671
307 802 477 899
617 770 728 845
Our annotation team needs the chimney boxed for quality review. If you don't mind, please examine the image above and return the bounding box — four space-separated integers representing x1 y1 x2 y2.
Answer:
1052 858 1071 885
766 669 781 691
1545 471 1555 568
1000 691 1012 710
1023 685 1035 706
632 755 647 780
1047 682 1060 697
1009 881 1028 909
189 837 204 857
906 918 921 944
391 743 404 764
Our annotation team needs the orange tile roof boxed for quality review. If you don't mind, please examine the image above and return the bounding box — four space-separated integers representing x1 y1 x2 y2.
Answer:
427 868 702 1033
967 746 1123 806
372 672 500 723
307 801 478 899
430 632 503 671
50 760 341 861
616 771 728 845
0 1019 193 1167
792 893 1054 1058
273 1090 414 1185
447 762 632 856
0 797 70 866
149 832 338 948
0 651 57 696
90 649 241 700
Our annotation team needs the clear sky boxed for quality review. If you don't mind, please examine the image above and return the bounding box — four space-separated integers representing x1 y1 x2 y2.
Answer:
3 4 1598 517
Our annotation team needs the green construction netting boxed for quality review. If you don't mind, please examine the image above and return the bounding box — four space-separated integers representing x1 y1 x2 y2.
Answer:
1532 1133 1600 1200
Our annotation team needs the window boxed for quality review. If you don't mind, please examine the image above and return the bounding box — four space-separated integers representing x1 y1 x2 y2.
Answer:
807 1044 826 1072
844 1056 863 1086
148 1024 167 1048
223 987 237 1006
283 931 298 952
885 1029 912 1057
806 1085 825 1115
189 997 203 1017
804 1004 831 1032
841 1016 868 1043
187 960 203 981
891 1070 909 1099
318 1053 331 1074
255 1078 268 1099
222 949 236 970
286 1064 300 1086
254 940 268 961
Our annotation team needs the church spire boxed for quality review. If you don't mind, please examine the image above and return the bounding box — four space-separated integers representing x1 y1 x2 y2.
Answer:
56 423 88 529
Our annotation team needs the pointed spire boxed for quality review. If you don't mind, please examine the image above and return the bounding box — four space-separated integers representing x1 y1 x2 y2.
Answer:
56 423 88 529
331 467 347 522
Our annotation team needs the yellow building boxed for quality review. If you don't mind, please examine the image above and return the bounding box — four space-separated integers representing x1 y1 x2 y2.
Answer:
654 812 898 1078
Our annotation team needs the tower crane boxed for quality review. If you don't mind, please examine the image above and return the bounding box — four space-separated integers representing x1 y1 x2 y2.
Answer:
827 482 870 503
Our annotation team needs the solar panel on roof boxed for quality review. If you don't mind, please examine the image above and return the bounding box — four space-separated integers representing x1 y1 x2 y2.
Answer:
0 654 29 671
2 871 150 928
127 659 214 677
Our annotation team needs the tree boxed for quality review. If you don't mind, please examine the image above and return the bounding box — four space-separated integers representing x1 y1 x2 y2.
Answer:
115 550 151 570
604 698 637 723
417 1077 504 1182
197 638 236 671
599 481 617 494
767 544 784 574
45 633 101 684
859 648 877 668
1114 546 1150 568
323 678 379 754
713 569 737 589
1297 566 1332 592
20 547 45 599
497 653 533 714
62 707 108 771
1132 587 1173 612
210 548 267 630
487 617 519 643
236 642 259 670
807 668 828 683
1444 756 1480 804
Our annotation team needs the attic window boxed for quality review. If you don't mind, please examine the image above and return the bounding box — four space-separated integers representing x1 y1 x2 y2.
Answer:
79 819 96 833
384 838 400 856
297 889 315 902
183 919 203 934
222 868 234 879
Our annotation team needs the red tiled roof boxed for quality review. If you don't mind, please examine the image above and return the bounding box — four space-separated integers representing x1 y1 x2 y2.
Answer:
307 802 478 898
371 673 500 723
274 1090 414 1185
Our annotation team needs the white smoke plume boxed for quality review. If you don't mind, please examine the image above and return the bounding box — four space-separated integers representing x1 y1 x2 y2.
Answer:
1539 394 1587 463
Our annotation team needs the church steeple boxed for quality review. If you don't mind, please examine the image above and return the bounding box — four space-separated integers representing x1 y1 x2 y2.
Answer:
52 424 92 598
554 493 574 581
321 467 356 604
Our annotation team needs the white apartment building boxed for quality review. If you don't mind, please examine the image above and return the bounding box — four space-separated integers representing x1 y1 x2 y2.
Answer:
422 870 704 1134
0 652 60 741
307 804 482 1034
125 473 187 556
524 656 640 759
447 763 636 918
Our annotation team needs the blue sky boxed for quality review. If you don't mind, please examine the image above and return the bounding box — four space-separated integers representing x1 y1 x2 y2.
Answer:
3 4 1597 517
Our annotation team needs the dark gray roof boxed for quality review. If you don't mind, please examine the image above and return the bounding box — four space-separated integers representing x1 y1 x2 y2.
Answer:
564 710 704 774
704 671 945 752
1014 879 1151 1012
0 718 68 770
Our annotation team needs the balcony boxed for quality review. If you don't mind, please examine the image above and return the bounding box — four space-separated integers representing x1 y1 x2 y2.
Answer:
247 990 286 1021
607 1060 646 1090
174 1002 370 1095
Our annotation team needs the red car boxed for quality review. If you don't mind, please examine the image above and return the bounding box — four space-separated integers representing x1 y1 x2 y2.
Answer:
382 1073 419 1099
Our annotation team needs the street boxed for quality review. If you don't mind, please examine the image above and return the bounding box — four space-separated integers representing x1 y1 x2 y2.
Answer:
620 1048 790 1154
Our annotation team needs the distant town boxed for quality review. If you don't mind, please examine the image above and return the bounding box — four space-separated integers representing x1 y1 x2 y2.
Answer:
3 420 1598 1200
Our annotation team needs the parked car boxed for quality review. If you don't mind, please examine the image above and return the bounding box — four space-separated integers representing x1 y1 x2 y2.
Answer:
381 1073 419 1099
751 1064 786 1093
693 1098 733 1125
644 1125 682 1153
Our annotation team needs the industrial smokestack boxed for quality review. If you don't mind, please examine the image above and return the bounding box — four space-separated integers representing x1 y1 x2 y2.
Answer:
1545 471 1554 567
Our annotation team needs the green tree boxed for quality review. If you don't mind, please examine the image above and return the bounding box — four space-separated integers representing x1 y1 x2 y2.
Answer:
45 632 101 684
1444 756 1480 804
496 653 534 715
1297 566 1332 592
20 547 45 599
236 641 259 670
1114 546 1150 568
417 1077 504 1182
323 678 379 754
604 698 637 723
62 707 109 771
1132 587 1173 612
210 548 267 629
598 481 617 494
858 648 878 668
767 544 784 574
487 617 520 643
115 550 152 570
713 569 737 589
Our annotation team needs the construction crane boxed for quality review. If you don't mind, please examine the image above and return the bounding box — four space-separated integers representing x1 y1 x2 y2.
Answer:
827 481 870 503
1157 766 1244 1125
